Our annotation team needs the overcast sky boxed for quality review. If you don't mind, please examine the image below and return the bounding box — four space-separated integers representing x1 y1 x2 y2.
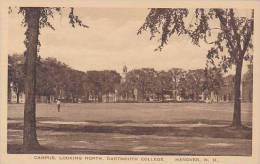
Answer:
8 8 251 74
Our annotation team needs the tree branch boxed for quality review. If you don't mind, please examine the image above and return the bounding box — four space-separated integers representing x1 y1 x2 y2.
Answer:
214 9 237 58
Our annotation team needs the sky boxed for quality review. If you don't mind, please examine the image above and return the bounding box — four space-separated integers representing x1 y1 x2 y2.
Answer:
8 8 252 74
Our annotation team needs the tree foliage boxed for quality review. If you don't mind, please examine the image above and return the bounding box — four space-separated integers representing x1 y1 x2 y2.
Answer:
125 68 158 100
138 8 254 128
138 8 254 71
8 54 25 103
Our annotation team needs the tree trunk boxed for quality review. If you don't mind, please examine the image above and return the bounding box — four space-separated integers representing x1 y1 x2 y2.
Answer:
232 58 243 128
23 8 41 150
174 78 177 100
47 95 50 103
106 93 109 102
98 92 102 102
86 92 89 102
161 92 164 102
8 83 11 103
16 91 20 104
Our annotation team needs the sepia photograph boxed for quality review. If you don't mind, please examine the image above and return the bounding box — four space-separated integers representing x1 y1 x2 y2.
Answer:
1 1 260 164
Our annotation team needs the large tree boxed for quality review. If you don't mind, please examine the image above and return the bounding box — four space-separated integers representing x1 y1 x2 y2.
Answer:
64 69 85 102
85 71 104 102
126 68 157 102
8 54 25 103
101 70 121 101
85 70 121 102
11 7 88 150
169 68 185 100
185 69 206 101
155 71 173 101
204 67 224 100
37 57 76 102
138 8 254 128
36 57 57 102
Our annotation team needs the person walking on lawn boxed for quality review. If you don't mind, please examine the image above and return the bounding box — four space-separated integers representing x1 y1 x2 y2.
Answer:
57 99 61 112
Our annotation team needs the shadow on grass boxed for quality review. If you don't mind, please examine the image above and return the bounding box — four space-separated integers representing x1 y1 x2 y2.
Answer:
8 122 252 139
7 119 252 155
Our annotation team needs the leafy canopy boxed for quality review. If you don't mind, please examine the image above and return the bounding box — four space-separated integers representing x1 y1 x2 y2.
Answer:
9 7 88 54
138 8 254 72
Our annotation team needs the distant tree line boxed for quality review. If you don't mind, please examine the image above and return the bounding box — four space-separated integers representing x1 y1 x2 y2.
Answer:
8 54 228 103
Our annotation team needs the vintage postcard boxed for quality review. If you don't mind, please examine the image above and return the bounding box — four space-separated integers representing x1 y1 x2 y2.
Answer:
0 0 260 164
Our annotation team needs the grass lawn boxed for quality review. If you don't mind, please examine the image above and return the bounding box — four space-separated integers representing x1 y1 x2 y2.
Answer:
7 103 252 155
